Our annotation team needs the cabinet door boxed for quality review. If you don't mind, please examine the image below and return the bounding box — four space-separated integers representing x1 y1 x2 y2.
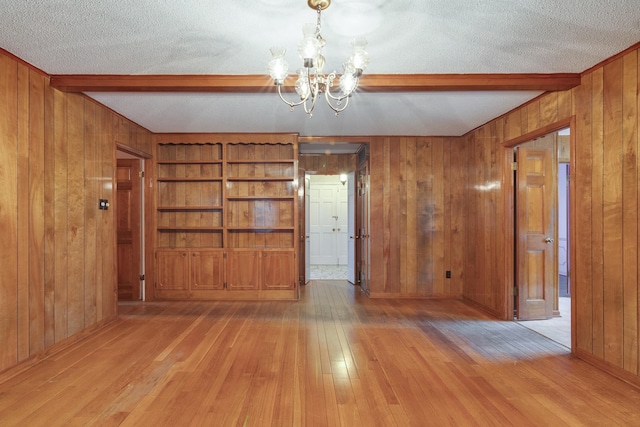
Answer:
226 251 261 290
191 251 224 290
156 251 189 289
262 251 295 290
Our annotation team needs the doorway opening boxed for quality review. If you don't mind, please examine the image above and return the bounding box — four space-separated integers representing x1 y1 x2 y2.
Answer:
116 148 146 301
513 127 571 349
298 141 369 289
308 174 352 281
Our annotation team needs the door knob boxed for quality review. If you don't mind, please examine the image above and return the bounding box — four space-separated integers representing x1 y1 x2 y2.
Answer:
544 237 554 244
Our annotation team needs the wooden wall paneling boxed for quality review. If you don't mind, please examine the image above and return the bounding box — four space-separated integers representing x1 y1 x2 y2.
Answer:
100 104 116 321
405 138 417 294
16 60 30 361
489 122 501 312
443 139 452 294
385 138 400 293
591 67 605 359
461 134 474 298
398 138 409 293
602 58 624 367
0 54 19 371
0 50 154 374
368 138 383 295
95 106 108 321
527 99 541 132
28 69 46 356
66 94 86 336
478 126 490 307
83 99 98 328
433 138 445 295
622 50 639 375
558 89 573 121
53 88 69 343
540 92 559 126
43 81 56 349
575 73 594 354
416 138 433 294
505 110 523 141
449 137 465 294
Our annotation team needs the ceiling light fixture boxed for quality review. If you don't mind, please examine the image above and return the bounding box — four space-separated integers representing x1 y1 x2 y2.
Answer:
267 0 369 117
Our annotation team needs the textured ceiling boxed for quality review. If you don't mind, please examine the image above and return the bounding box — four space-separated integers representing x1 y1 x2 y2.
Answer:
1 0 639 136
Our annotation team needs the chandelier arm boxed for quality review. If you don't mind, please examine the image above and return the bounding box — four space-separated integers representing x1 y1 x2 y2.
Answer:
325 88 350 102
277 84 308 109
303 79 320 115
301 69 319 115
324 89 350 114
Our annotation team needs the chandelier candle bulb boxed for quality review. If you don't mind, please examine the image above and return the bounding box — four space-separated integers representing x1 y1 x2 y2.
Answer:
267 0 368 117
268 47 289 84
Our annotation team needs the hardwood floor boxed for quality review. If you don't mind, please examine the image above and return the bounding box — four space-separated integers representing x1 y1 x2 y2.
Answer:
1 281 639 426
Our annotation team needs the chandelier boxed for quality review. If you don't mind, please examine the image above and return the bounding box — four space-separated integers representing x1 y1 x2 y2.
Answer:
267 0 369 117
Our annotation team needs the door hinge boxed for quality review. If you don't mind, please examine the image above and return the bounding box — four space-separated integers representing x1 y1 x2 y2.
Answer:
139 171 144 178
512 286 518 296
511 161 518 171
139 274 145 281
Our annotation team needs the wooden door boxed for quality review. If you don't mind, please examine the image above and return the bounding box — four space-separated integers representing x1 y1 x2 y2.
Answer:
156 250 189 290
298 168 306 286
263 251 295 290
347 171 355 284
516 136 557 320
336 184 349 265
357 154 370 293
117 159 141 300
190 251 224 290
226 250 261 290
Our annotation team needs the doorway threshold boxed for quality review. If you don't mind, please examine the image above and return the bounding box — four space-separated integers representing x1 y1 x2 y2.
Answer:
517 297 571 348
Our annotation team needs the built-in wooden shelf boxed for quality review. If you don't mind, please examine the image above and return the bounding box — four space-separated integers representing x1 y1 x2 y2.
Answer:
157 160 223 164
226 159 295 164
227 226 295 231
158 226 224 231
157 206 223 211
225 196 295 200
226 176 294 181
157 177 223 182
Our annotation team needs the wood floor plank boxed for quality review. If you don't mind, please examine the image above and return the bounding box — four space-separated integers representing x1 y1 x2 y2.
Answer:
2 282 640 426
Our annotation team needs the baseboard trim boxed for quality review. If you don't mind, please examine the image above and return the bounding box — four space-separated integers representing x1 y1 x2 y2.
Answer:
0 316 118 384
575 348 640 390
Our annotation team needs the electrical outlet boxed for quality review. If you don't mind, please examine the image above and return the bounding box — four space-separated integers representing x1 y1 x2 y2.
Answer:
445 270 451 279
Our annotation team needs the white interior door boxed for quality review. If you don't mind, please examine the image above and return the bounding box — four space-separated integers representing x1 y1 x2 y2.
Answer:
347 172 355 283
310 184 336 264
309 176 348 265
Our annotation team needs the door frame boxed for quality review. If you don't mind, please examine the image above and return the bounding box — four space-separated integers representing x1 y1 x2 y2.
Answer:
502 117 576 348
297 138 370 287
116 143 152 301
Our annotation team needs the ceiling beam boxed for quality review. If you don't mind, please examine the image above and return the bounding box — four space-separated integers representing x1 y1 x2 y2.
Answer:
49 73 580 93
